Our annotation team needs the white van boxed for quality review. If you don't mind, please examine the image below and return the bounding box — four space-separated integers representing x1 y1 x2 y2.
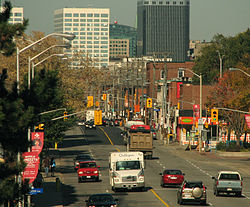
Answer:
109 151 145 191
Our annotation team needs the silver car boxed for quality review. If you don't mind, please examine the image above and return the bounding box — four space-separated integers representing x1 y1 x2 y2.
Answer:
177 180 207 205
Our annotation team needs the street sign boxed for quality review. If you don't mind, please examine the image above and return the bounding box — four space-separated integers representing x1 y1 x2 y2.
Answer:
29 188 43 195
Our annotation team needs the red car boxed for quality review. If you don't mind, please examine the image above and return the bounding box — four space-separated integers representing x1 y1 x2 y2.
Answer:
77 161 100 183
160 169 185 187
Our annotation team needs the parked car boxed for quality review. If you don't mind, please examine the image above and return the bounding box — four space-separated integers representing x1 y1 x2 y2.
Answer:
212 171 243 196
160 169 184 187
77 160 100 182
85 193 118 207
177 180 207 205
73 154 93 171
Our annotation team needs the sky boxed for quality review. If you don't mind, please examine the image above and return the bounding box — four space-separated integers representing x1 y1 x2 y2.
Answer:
6 0 250 42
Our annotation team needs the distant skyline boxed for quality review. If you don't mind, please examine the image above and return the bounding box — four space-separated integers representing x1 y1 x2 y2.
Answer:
5 0 250 42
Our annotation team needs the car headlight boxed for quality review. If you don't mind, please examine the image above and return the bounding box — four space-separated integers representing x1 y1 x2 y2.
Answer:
111 205 117 207
94 171 98 174
79 172 83 174
114 178 120 182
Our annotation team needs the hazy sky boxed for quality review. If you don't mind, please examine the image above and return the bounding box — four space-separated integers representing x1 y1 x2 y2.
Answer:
7 0 250 41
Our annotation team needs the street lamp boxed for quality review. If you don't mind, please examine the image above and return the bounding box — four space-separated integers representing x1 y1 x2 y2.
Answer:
229 68 250 77
216 50 224 78
17 32 75 93
28 44 71 89
32 53 65 69
179 68 203 152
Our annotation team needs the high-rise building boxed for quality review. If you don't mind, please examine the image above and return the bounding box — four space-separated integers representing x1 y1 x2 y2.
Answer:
0 6 24 24
109 23 137 58
54 8 110 68
137 0 190 62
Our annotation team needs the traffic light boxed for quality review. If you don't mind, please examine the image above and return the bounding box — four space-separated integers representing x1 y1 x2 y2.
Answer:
87 96 94 107
146 98 152 108
102 94 107 100
38 123 44 130
64 111 68 121
206 107 210 116
211 109 218 123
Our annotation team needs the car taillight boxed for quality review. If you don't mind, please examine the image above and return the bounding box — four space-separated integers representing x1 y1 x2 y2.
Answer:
216 180 219 186
203 185 206 193
182 184 186 192
241 181 243 186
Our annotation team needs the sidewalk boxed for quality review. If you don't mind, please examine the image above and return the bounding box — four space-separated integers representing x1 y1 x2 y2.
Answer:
32 151 63 207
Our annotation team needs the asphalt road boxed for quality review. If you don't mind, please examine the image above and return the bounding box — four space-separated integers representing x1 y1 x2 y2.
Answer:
58 125 250 207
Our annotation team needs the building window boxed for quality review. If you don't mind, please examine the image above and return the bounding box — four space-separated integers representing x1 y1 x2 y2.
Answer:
173 1 176 5
73 27 78 31
80 13 86 17
94 19 100 22
14 18 22 21
159 1 163 4
65 19 72 22
101 14 108 17
152 1 156 5
65 13 72 17
73 19 79 22
166 1 169 4
65 23 72 26
87 13 93 17
180 1 183 5
14 13 22 17
94 14 100 17
73 13 79 17
73 23 79 26
178 68 185 78
87 19 93 22
144 1 149 4
80 19 86 22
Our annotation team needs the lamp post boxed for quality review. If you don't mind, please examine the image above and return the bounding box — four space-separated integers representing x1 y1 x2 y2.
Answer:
28 44 71 89
216 50 224 78
17 32 75 93
180 68 203 151
229 68 250 77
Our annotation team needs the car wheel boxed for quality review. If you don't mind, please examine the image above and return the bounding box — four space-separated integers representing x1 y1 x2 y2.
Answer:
215 189 219 196
78 178 81 183
96 177 99 182
200 200 206 205
236 192 241 197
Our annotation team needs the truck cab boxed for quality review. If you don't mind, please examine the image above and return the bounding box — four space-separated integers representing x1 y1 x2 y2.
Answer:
109 151 145 191
77 160 100 183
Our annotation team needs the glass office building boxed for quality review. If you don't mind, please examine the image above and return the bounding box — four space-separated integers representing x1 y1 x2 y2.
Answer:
110 23 137 57
0 6 24 24
137 0 190 61
54 8 110 68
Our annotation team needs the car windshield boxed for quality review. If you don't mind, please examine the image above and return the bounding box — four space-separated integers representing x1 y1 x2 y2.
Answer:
79 162 96 168
76 155 92 160
219 173 240 180
164 170 182 175
116 161 140 170
89 195 114 203
185 182 203 188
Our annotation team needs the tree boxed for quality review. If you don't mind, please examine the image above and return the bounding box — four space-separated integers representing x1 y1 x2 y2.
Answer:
207 69 250 148
0 1 28 56
192 29 250 84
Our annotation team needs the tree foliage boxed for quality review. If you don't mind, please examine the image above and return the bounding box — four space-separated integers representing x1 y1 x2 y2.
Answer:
192 29 250 84
0 1 28 56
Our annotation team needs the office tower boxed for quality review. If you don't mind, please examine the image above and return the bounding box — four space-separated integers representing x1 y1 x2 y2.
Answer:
110 22 137 58
0 6 24 24
54 8 110 68
137 0 190 61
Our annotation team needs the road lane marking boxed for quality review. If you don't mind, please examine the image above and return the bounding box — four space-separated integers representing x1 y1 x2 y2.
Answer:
185 159 212 177
100 126 170 206
98 126 120 152
150 189 170 207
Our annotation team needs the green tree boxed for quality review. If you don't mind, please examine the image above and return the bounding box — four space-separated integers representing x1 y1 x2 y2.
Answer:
192 29 250 84
0 1 28 56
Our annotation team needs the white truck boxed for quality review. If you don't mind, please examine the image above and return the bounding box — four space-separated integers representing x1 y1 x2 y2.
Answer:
86 110 95 122
109 151 145 191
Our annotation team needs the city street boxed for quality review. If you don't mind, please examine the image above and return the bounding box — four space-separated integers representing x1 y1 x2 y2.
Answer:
54 125 250 207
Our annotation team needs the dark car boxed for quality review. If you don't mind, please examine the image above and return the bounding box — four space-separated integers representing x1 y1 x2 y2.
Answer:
160 169 184 187
114 119 121 126
85 193 118 207
85 120 96 129
73 154 93 171
177 180 207 205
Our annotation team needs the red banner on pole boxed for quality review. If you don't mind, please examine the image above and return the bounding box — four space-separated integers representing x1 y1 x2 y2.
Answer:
245 115 250 129
22 152 40 184
31 132 44 155
193 104 200 118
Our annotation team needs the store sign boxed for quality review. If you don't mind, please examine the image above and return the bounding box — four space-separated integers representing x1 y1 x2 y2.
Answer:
22 152 40 184
31 132 44 156
179 117 212 125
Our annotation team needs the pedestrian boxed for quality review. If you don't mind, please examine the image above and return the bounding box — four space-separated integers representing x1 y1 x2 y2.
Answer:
50 157 56 177
43 156 50 177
